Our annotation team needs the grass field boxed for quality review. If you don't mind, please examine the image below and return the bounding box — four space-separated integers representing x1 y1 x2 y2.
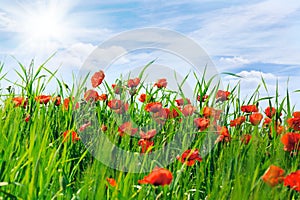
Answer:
0 60 299 200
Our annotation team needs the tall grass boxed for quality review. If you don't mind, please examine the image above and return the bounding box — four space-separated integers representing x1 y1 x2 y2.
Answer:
0 60 299 199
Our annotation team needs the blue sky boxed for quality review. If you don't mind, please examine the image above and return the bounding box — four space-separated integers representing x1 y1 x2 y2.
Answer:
0 0 300 107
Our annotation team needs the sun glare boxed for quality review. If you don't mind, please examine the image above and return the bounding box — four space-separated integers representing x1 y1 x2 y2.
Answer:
10 1 76 52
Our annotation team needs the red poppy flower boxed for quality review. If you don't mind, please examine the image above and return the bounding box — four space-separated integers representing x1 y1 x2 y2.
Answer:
91 70 105 88
264 107 277 118
241 105 258 113
140 129 157 140
175 98 191 106
63 130 80 143
63 97 79 110
35 95 51 104
216 126 231 143
154 78 167 88
12 97 27 107
280 132 300 152
114 103 129 114
138 139 154 153
263 117 272 126
197 94 208 102
152 108 168 124
167 107 181 118
182 104 196 116
101 124 108 132
293 111 300 118
176 149 202 166
145 102 162 113
138 167 173 186
98 94 108 101
84 89 99 102
203 107 222 120
287 117 300 131
250 113 263 126
216 90 230 102
52 96 61 106
262 165 285 187
284 170 300 192
79 122 92 132
230 116 246 127
127 77 140 88
139 94 147 102
194 118 210 131
112 84 123 94
24 114 30 122
241 134 252 145
108 99 122 110
118 122 138 136
106 178 117 187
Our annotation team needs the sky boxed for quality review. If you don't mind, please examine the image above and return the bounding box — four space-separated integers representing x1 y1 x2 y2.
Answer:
0 0 300 109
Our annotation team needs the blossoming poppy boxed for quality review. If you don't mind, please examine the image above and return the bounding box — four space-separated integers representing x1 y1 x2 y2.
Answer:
12 97 27 107
263 117 272 126
241 134 252 145
140 129 157 140
293 111 300 118
52 96 61 106
145 102 162 113
139 94 147 102
250 113 263 126
182 104 196 116
287 117 300 131
216 90 230 102
24 114 30 122
138 139 154 153
264 107 277 118
114 103 129 114
197 94 208 102
98 94 108 101
84 89 99 102
35 95 51 104
118 122 138 136
176 149 202 166
280 132 300 152
127 77 140 88
63 97 79 110
167 107 181 119
91 70 105 88
284 170 300 192
261 165 285 187
138 167 173 186
106 178 117 187
108 99 122 110
63 130 80 143
241 105 258 113
203 107 222 120
151 108 168 124
230 116 246 127
216 126 231 143
154 78 167 88
79 122 92 132
112 84 123 94
194 118 209 131
175 98 191 106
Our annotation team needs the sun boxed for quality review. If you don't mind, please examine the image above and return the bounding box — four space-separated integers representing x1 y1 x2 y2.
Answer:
24 8 65 42
8 1 76 52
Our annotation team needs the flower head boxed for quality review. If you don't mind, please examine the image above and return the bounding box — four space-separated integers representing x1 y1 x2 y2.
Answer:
138 167 173 186
250 113 263 126
216 90 230 102
154 78 167 88
194 118 209 131
118 122 138 136
241 105 258 113
35 95 51 104
84 89 99 102
284 170 300 192
230 116 246 127
91 70 105 88
262 165 285 187
127 77 140 88
281 132 300 152
176 149 202 166
138 139 154 153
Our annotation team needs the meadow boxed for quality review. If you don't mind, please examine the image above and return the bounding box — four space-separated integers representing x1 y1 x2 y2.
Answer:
0 60 299 200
